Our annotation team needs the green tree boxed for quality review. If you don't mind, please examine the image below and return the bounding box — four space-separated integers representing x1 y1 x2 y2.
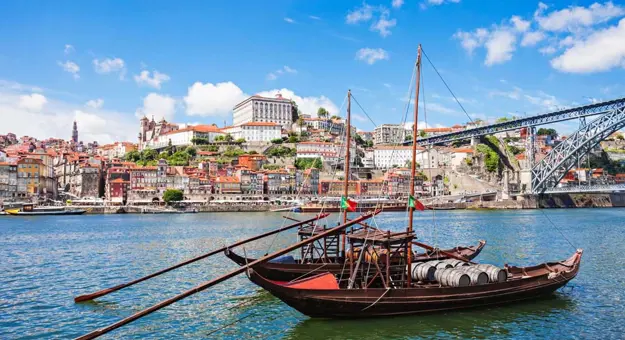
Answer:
207 145 219 152
495 117 510 123
163 189 183 204
142 148 158 162
618 134 625 140
125 150 141 162
191 137 209 145
405 134 413 141
288 135 299 143
158 151 169 160
248 150 258 154
290 100 300 123
214 135 225 142
537 128 558 137
224 134 234 142
271 138 283 144
354 133 365 146
330 115 340 120
295 157 322 170
419 130 427 138
235 138 246 143
186 146 197 158
317 107 329 118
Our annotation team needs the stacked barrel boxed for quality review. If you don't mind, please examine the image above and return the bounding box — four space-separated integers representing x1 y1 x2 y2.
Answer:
408 259 507 287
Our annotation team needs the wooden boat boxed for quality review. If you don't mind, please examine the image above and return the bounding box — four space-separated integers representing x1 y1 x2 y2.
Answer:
301 198 406 213
425 205 457 211
5 204 86 216
225 240 486 282
247 249 582 317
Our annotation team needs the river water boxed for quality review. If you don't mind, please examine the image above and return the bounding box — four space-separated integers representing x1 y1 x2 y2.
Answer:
1 210 624 339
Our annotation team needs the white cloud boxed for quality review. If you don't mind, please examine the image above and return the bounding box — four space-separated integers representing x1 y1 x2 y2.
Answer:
370 9 397 37
93 58 126 78
0 83 135 143
309 15 321 20
267 65 298 80
257 88 339 117
284 17 295 24
383 83 392 88
424 0 461 7
539 45 557 55
536 1 624 32
85 98 104 109
346 3 374 24
510 16 531 32
392 0 404 9
453 28 489 55
353 114 368 122
521 31 547 46
136 93 177 121
484 29 516 66
355 48 390 64
19 93 47 112
64 44 74 55
58 61 80 79
489 87 523 100
184 81 247 117
550 18 625 73
133 70 171 89
425 102 458 115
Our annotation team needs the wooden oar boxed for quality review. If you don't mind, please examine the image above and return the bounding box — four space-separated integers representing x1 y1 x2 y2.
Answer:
75 210 378 340
412 241 475 264
74 213 329 303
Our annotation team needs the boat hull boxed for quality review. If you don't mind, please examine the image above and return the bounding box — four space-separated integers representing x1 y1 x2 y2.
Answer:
6 209 86 216
301 204 407 213
225 240 486 282
248 250 582 318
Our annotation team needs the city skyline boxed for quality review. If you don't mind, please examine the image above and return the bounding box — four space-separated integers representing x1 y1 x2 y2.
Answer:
1 1 624 144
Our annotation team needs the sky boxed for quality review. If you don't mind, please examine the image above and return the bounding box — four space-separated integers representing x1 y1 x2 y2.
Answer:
1 0 624 144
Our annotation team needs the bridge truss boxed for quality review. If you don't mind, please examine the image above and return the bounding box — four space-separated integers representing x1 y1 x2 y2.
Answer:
412 97 625 145
531 104 625 194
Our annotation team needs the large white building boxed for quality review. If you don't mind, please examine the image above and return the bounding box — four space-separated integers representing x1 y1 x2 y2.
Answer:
373 146 448 169
143 125 224 150
233 94 293 129
222 122 282 142
373 124 406 145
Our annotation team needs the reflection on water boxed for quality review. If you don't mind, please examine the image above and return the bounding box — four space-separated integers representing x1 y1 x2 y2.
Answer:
1 210 625 339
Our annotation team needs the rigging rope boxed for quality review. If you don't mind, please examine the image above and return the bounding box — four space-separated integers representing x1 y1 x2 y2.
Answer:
422 48 474 125
538 208 577 251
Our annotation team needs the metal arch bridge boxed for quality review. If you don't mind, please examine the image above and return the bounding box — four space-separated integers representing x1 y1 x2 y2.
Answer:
543 184 625 194
409 97 625 146
531 104 625 194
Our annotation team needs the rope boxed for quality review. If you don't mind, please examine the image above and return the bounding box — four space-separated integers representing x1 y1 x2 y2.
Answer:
206 313 255 336
422 48 474 125
538 209 577 251
361 287 391 311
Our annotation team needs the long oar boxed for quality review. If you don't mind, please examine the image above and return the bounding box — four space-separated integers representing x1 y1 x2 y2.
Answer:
75 210 377 340
412 241 475 264
74 213 329 303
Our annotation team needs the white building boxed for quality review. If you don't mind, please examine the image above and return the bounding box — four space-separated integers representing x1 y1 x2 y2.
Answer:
296 141 355 164
373 146 447 169
98 142 137 160
363 149 375 168
233 94 293 129
143 125 224 150
222 122 281 142
450 148 475 169
373 124 405 145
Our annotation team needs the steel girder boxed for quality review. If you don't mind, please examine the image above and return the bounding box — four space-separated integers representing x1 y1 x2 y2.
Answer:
543 184 625 194
531 105 625 194
410 97 625 145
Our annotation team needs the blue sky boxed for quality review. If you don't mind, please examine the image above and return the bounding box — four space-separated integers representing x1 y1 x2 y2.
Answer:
1 0 624 143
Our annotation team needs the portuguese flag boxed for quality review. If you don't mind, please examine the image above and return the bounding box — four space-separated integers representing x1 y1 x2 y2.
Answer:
408 195 425 211
341 196 357 212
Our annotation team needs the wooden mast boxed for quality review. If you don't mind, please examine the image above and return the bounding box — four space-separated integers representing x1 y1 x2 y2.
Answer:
341 90 352 257
407 45 422 287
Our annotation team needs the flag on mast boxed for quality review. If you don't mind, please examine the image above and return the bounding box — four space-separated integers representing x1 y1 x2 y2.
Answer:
341 196 357 212
408 195 425 211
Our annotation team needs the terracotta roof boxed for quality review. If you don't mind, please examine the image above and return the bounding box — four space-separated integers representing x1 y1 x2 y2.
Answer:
110 178 128 183
452 124 465 128
215 176 240 183
452 148 474 153
162 125 223 135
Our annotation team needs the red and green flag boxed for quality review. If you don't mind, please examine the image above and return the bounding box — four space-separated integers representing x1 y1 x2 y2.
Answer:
408 195 425 211
341 196 357 212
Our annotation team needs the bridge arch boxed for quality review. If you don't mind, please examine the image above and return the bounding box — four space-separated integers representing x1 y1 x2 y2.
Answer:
531 105 625 194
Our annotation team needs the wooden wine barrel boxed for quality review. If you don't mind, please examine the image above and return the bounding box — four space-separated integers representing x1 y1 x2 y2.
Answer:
442 259 470 268
408 262 437 282
475 264 508 283
455 266 488 285
434 268 471 287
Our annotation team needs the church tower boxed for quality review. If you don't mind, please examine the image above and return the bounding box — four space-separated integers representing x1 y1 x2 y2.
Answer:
72 120 78 143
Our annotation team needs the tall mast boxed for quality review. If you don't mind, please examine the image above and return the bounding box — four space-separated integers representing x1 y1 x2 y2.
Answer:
407 45 422 286
343 89 351 224
341 90 351 258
